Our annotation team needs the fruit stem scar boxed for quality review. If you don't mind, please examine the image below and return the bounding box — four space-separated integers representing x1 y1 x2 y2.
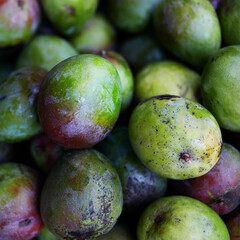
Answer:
180 152 191 163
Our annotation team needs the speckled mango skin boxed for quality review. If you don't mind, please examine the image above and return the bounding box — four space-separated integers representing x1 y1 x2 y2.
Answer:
153 0 221 69
96 127 167 212
135 61 201 103
100 51 134 112
201 46 240 132
38 54 121 149
120 34 167 72
0 163 43 240
137 196 230 240
40 0 99 36
30 134 65 173
128 96 222 180
98 223 134 240
40 149 123 240
172 143 240 215
225 206 240 240
0 0 40 47
219 0 240 45
17 35 78 71
70 15 116 54
108 0 161 33
0 67 47 143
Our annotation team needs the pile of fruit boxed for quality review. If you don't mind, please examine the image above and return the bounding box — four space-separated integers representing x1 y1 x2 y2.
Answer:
1 0 240 239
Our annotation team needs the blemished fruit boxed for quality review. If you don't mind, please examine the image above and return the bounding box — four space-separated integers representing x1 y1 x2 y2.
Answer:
96 127 167 212
0 0 40 47
40 149 123 239
99 51 134 112
154 0 221 69
135 61 201 103
70 15 116 54
129 95 222 180
219 0 240 45
171 143 240 215
0 163 43 240
137 196 230 240
0 67 47 143
17 35 78 71
38 54 122 149
201 46 240 132
40 0 99 36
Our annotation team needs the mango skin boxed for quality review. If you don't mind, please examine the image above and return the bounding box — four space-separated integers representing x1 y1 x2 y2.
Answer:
171 143 240 215
108 0 162 33
70 15 116 54
120 34 167 72
129 96 222 180
135 61 201 103
40 0 99 36
137 196 230 240
96 127 167 212
201 46 240 132
0 0 40 47
17 35 78 71
40 149 123 240
154 0 221 69
38 54 121 149
225 206 240 240
219 0 240 45
36 227 59 240
100 51 134 112
0 67 47 143
0 163 43 240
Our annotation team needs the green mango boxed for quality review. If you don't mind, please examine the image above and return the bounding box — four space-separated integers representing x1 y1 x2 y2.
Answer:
0 67 47 143
0 0 40 47
96 127 167 212
128 95 222 180
40 0 99 36
36 227 59 240
40 149 123 239
137 196 230 239
17 35 78 71
201 46 240 132
120 34 168 72
219 0 240 45
70 15 116 54
135 61 201 102
108 0 162 33
38 54 122 149
154 0 221 69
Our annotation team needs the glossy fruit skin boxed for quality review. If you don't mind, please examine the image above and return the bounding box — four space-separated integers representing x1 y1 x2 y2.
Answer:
98 222 134 240
137 196 230 240
0 67 47 143
30 134 65 173
70 15 116 54
219 0 240 45
0 143 14 163
0 0 40 47
0 163 43 240
154 0 221 69
108 0 161 33
40 149 123 240
224 206 240 240
38 54 121 149
201 46 240 132
17 35 78 71
120 34 167 72
40 0 99 36
135 61 201 103
96 127 167 212
171 143 240 215
129 95 222 180
36 227 58 240
99 51 134 112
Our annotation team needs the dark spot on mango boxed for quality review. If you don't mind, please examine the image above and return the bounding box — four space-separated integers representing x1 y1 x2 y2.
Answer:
180 152 191 163
155 215 163 224
65 6 76 16
0 96 6 101
19 218 31 227
17 0 25 9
